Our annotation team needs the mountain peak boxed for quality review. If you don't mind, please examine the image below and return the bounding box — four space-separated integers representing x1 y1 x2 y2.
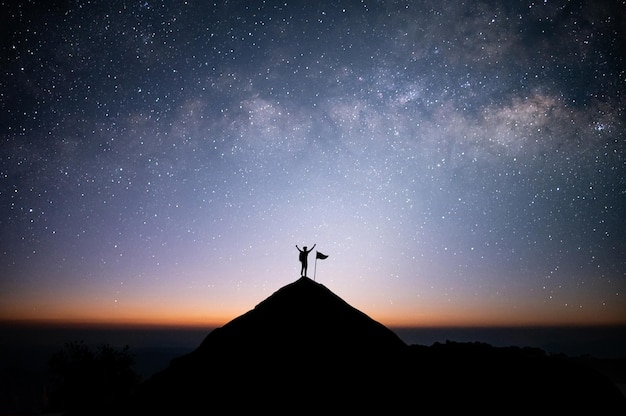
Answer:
128 277 409 413
194 275 406 355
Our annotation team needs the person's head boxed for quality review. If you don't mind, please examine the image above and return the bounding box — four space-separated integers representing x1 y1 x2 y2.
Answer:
303 246 307 250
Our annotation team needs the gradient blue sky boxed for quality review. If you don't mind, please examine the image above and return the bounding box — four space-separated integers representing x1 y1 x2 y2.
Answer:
1 0 625 327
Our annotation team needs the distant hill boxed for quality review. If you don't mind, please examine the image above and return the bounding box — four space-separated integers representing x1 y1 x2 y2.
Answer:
118 277 625 414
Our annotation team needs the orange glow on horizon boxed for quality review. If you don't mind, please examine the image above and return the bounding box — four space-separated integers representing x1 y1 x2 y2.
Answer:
2 277 624 329
3 305 625 330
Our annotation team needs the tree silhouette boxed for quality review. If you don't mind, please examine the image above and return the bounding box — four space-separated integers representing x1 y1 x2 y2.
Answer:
47 340 139 414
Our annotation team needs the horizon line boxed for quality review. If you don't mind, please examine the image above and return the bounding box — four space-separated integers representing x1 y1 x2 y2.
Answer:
2 318 625 330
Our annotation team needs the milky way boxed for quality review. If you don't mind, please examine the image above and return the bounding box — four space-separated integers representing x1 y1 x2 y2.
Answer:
1 1 625 326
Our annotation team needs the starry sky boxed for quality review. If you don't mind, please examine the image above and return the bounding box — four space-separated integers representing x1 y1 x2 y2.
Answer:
1 0 625 328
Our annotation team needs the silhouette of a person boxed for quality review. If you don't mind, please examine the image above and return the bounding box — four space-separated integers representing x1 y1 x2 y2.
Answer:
296 243 316 277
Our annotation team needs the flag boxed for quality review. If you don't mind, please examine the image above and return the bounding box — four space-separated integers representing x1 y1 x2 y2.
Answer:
316 251 328 260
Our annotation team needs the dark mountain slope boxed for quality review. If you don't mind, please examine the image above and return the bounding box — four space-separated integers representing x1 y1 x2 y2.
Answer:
126 277 410 413
119 277 625 415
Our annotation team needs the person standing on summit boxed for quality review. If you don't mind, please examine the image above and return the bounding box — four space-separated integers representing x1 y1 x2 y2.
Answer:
296 243 316 277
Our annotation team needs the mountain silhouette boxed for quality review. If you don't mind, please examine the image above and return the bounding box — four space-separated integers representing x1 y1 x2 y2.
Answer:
193 275 407 354
119 276 625 415
126 277 410 414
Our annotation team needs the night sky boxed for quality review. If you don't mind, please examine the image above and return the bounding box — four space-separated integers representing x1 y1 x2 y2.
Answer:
2 0 625 328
